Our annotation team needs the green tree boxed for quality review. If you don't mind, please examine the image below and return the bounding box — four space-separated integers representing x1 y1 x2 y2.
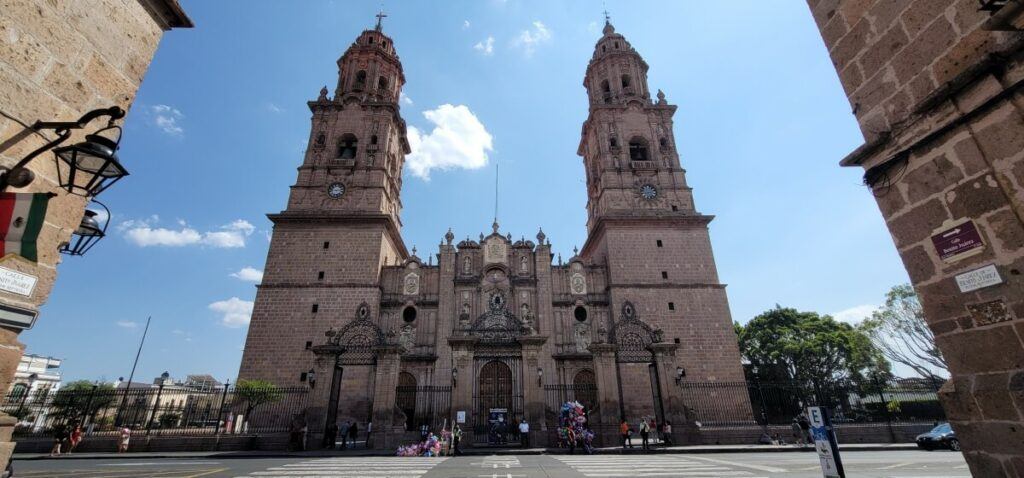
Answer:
736 306 891 389
860 284 947 381
49 380 116 424
234 379 283 419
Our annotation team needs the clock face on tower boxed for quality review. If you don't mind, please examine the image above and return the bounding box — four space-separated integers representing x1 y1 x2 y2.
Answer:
327 182 346 198
640 184 658 200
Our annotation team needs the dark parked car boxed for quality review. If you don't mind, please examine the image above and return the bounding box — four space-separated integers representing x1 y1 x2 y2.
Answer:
916 423 960 451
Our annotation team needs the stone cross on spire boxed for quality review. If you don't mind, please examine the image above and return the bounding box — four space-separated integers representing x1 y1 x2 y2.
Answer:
375 9 387 31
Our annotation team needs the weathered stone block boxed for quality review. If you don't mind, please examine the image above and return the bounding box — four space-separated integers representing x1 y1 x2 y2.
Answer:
887 197 949 247
904 154 964 204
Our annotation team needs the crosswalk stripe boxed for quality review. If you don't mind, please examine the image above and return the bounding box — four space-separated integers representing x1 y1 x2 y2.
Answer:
236 457 447 478
553 455 757 478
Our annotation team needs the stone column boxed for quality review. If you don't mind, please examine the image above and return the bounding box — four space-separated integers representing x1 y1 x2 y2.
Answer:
448 335 477 444
520 335 548 447
587 343 621 447
369 344 403 449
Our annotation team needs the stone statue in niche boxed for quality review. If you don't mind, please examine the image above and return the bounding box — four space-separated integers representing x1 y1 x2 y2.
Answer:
403 273 419 295
463 257 472 274
596 325 607 344
521 303 535 335
574 322 592 352
520 256 528 273
399 323 415 350
459 303 471 328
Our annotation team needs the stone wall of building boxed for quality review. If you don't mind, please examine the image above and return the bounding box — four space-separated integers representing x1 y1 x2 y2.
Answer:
807 0 1024 475
0 0 190 468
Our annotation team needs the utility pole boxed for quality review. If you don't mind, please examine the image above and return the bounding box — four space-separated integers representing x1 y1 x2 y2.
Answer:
115 316 151 427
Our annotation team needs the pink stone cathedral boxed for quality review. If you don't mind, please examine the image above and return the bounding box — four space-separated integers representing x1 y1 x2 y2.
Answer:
238 16 748 449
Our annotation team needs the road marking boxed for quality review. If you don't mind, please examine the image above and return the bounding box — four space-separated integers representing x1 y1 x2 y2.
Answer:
686 455 788 473
183 469 229 478
101 461 223 466
879 462 914 469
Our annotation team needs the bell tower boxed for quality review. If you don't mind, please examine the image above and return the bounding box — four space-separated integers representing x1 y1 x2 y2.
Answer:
579 20 746 384
286 19 410 227
578 20 695 230
239 17 410 386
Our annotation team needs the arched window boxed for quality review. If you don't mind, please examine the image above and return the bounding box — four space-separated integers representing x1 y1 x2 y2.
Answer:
354 70 367 91
337 134 358 159
574 306 587 322
573 369 598 411
614 41 619 49
315 133 325 147
600 79 611 103
659 137 669 150
629 137 649 161
402 306 417 323
378 76 389 92
621 74 631 89
609 137 618 149
370 135 379 145
369 36 375 44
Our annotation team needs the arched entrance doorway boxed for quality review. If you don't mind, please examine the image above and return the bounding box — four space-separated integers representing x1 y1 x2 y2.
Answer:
396 372 417 431
476 360 514 445
573 369 598 411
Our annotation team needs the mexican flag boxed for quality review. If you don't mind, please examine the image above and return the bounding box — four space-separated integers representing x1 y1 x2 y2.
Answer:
0 193 51 262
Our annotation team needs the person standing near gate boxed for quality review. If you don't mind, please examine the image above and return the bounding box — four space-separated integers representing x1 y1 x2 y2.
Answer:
662 420 673 446
452 423 462 455
797 414 811 446
519 419 530 447
348 421 359 448
639 417 651 451
339 420 350 449
619 419 631 448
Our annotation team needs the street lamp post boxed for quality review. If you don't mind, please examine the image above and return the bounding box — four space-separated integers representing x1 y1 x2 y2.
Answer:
146 371 170 435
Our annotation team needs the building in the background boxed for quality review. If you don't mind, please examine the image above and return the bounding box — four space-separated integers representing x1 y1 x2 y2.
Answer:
7 353 62 398
806 1 1024 475
0 0 191 469
238 17 748 448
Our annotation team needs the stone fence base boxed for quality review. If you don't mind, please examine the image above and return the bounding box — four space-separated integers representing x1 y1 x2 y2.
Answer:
13 434 290 454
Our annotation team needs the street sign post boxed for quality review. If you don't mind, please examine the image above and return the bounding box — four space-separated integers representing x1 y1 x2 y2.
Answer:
808 406 845 478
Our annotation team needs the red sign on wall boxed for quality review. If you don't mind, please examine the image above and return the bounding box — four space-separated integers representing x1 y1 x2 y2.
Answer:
931 220 985 263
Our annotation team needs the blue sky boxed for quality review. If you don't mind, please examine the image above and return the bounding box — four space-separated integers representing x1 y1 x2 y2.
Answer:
22 1 910 383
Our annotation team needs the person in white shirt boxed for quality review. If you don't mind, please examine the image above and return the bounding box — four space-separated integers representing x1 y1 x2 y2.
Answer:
518 420 530 447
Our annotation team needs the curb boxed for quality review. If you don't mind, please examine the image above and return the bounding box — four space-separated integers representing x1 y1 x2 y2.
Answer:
13 444 920 460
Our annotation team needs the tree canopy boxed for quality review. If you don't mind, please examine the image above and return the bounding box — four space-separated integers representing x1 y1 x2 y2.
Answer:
860 284 947 380
234 379 283 418
736 306 891 387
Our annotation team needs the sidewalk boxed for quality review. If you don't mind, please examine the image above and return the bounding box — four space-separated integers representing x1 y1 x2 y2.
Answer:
14 442 917 460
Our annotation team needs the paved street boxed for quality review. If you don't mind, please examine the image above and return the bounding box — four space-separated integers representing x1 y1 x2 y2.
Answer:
13 450 969 477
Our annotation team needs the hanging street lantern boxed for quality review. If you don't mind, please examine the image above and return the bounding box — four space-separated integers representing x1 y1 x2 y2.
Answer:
60 201 110 256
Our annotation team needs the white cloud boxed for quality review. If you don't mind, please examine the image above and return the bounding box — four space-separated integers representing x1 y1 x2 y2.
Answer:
116 321 138 328
209 297 254 328
463 20 471 29
230 266 264 282
831 304 879 324
406 104 493 180
400 92 414 105
513 21 551 57
149 104 184 136
266 102 283 113
474 36 495 56
120 217 256 248
587 21 599 33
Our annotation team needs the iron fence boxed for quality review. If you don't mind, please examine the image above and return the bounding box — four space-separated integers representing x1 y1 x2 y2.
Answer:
680 378 946 429
395 385 451 432
1 385 309 438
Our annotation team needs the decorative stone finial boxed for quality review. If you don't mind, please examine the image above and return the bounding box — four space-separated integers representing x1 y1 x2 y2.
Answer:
412 245 417 256
603 21 615 36
479 232 484 242
536 227 546 244
657 89 666 105
445 228 454 245
492 220 500 234
318 86 329 100
573 245 579 256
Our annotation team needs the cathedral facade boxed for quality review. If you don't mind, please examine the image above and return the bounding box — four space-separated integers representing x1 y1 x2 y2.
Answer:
238 18 748 448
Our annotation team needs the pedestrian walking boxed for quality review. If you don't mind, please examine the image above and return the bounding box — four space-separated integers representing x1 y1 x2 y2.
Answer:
348 421 358 448
49 424 67 456
639 417 651 450
118 427 131 453
324 420 338 449
518 419 530 448
452 424 462 455
420 423 429 442
69 424 83 453
662 421 673 446
619 419 632 448
798 414 811 445
648 417 658 444
791 418 803 446
339 420 350 449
